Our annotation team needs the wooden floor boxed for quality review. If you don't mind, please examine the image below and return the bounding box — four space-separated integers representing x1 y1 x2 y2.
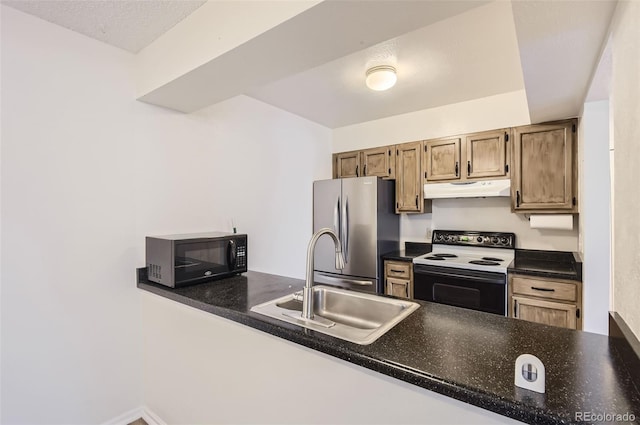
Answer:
128 419 148 425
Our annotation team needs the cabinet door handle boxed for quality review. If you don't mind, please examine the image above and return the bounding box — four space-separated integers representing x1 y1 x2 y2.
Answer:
514 300 518 317
356 165 359 177
467 161 471 176
455 162 459 176
531 286 555 292
390 269 404 273
415 195 419 208
363 164 367 176
516 190 520 207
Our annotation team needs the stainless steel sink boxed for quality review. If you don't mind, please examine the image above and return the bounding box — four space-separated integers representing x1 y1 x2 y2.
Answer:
250 285 420 345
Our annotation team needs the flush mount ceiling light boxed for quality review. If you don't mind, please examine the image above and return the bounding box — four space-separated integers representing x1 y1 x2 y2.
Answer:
365 65 397 91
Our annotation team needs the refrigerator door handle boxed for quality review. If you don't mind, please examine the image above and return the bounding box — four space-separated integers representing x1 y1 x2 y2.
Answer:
341 196 349 262
334 196 341 238
315 272 374 287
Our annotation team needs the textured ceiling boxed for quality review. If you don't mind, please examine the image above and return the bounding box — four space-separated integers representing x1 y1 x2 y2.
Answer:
2 0 207 53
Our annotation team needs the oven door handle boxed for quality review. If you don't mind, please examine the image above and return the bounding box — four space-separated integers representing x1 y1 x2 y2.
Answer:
414 267 505 285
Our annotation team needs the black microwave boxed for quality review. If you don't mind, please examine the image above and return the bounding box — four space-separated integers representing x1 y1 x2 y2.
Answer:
146 232 247 288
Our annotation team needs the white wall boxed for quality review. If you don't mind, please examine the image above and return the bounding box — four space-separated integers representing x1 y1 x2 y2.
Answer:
401 199 579 251
579 100 611 335
1 7 142 424
0 6 331 424
610 0 640 339
333 90 580 251
142 290 521 425
332 90 530 152
134 95 331 279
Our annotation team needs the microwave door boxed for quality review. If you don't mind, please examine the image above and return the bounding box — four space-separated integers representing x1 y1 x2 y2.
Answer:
313 179 343 275
175 240 228 281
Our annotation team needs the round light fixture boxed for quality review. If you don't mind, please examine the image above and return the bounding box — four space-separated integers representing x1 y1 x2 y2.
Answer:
365 65 397 91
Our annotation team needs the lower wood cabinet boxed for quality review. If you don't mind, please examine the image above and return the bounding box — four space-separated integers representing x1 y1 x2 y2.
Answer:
384 260 413 299
509 275 582 330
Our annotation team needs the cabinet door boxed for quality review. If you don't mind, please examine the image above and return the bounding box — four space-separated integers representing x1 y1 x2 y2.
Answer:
512 121 575 211
396 141 424 213
466 130 508 179
334 151 361 178
386 277 410 298
512 296 577 329
424 137 461 182
362 146 395 179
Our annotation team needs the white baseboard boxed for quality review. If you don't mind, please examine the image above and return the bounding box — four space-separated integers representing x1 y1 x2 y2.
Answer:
102 405 166 425
141 406 167 425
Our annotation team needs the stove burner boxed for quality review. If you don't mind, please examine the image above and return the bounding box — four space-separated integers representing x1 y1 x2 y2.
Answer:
424 256 446 261
482 257 503 262
432 253 458 258
469 260 499 266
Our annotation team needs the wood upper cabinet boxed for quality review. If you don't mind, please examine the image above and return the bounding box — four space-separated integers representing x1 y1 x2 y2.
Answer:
424 137 461 182
509 275 582 330
424 129 509 184
334 151 361 178
333 147 395 179
466 130 509 179
362 146 395 179
512 120 577 212
396 141 428 213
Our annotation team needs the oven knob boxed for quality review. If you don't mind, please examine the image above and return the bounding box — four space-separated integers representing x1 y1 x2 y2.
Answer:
500 237 508 244
491 237 499 244
477 236 483 243
435 234 443 241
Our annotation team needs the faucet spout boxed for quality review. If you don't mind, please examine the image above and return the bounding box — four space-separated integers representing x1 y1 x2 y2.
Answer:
303 228 344 320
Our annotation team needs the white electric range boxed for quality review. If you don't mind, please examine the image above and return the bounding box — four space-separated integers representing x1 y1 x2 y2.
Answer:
413 230 516 315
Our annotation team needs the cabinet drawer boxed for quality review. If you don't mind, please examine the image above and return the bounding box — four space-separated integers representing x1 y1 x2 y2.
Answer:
511 276 576 302
385 261 411 278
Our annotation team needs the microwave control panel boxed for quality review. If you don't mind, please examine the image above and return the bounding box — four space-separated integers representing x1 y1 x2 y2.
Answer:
235 243 247 269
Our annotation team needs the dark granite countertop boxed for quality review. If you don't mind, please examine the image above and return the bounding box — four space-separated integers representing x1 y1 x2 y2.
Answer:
382 241 432 262
508 250 583 282
138 270 639 425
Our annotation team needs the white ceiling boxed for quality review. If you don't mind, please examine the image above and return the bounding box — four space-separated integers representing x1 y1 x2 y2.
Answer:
1 0 206 53
247 1 524 128
2 0 618 127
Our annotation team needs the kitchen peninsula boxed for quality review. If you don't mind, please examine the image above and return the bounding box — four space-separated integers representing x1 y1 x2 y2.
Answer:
138 270 639 425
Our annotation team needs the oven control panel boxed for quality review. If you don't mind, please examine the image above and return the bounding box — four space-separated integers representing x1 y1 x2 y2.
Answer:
432 230 515 249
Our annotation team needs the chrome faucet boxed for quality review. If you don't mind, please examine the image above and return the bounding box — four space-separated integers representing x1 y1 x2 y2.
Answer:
303 228 345 320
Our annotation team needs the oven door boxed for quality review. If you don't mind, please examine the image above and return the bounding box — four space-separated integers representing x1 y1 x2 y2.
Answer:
414 264 507 315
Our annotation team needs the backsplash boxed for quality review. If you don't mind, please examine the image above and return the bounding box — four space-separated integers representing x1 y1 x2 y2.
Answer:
400 197 579 252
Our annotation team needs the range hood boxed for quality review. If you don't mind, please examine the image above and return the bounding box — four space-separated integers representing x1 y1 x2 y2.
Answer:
424 179 511 199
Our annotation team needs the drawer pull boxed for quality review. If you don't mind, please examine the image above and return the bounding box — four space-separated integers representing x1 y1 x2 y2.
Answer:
390 269 405 273
531 286 555 292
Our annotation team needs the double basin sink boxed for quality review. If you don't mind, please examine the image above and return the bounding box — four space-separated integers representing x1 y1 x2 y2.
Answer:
250 285 420 345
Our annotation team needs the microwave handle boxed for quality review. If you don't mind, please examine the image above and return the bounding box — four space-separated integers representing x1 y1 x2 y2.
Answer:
227 239 237 269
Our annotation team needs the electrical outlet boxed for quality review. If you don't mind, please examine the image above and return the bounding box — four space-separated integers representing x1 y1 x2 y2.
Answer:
426 228 432 239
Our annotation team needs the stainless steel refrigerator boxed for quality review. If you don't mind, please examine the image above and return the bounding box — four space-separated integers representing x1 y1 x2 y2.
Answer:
313 176 399 294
